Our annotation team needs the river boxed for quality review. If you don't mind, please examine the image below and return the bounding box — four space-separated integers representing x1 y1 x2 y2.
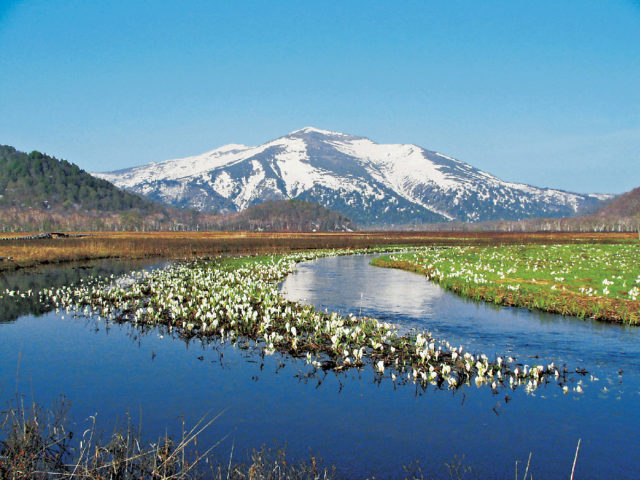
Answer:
0 255 638 478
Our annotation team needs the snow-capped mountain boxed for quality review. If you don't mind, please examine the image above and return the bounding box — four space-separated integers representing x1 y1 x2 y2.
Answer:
95 127 611 225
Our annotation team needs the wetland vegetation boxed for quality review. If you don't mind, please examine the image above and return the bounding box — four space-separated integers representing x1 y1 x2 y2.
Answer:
35 249 575 395
0 395 337 480
373 244 640 324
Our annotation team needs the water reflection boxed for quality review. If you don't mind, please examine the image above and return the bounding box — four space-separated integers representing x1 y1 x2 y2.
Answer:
0 259 166 323
2 309 638 479
281 255 640 386
280 254 444 328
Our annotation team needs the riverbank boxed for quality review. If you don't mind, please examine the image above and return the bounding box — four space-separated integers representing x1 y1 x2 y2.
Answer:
0 231 635 272
372 244 640 324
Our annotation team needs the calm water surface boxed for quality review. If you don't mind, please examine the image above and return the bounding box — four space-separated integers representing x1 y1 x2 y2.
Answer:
0 255 638 479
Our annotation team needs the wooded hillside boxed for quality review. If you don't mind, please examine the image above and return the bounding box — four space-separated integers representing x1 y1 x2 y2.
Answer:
0 145 158 212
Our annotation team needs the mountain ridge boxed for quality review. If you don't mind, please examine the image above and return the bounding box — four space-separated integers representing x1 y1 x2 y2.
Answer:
0 144 356 233
95 127 611 225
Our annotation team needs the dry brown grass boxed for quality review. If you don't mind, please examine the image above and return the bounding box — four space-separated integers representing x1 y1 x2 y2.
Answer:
0 231 635 271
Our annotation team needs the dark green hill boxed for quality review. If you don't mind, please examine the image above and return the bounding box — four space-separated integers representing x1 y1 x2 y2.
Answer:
0 145 157 212
214 199 355 231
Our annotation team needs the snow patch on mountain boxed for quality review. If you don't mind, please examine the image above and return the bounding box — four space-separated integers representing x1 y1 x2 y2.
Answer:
212 171 235 198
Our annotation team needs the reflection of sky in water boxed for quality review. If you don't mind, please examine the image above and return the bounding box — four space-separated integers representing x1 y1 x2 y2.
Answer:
0 257 639 478
281 255 640 386
1 311 639 479
280 254 444 322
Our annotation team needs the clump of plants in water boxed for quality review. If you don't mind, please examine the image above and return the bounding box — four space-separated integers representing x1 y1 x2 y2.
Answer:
0 396 335 479
36 248 579 396
373 244 640 324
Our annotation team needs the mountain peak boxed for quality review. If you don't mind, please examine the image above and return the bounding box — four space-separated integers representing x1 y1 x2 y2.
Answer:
94 128 612 225
289 126 349 137
214 143 252 152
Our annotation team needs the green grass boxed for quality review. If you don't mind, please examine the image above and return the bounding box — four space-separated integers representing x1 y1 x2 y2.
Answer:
372 244 640 324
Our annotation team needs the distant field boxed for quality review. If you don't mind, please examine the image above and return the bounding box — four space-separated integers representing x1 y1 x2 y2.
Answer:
373 243 640 324
0 231 636 271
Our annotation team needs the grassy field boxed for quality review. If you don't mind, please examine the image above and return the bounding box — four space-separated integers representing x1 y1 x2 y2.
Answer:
0 231 636 271
372 243 640 324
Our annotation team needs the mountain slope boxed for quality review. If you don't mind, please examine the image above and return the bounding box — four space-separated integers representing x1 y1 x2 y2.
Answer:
0 145 157 212
0 145 356 233
591 187 640 219
0 145 211 232
432 185 640 233
95 127 611 225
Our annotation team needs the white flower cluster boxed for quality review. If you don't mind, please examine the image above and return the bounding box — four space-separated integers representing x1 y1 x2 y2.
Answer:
33 248 578 394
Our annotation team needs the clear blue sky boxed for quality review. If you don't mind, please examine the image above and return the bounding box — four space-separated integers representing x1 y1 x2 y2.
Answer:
1 0 638 194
